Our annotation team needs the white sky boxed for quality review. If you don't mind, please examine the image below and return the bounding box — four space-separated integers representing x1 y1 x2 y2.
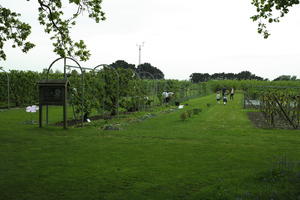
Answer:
1 0 300 80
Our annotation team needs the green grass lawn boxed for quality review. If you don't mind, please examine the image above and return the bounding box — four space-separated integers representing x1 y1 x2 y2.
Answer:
0 94 300 200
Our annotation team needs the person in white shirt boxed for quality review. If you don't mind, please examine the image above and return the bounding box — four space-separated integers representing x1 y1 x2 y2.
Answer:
162 91 169 103
230 88 235 100
216 91 221 104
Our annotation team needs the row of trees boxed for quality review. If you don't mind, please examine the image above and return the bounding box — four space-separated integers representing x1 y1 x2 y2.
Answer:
204 79 300 93
273 75 298 81
190 71 265 83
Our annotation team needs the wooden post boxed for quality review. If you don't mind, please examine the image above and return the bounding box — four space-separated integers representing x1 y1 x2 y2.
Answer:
7 75 10 109
39 104 42 128
273 95 297 129
63 85 67 129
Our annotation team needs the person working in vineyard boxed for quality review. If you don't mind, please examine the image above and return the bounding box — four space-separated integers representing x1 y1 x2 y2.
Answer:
162 91 169 103
223 95 228 105
167 92 174 103
162 91 174 104
230 88 235 100
216 90 221 104
222 87 227 97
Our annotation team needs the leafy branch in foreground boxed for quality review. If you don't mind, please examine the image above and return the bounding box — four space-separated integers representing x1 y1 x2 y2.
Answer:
251 0 300 38
0 0 105 61
0 5 35 60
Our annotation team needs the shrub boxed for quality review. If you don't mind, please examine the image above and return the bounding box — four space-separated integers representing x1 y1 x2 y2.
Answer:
193 108 202 115
187 110 193 118
180 112 188 121
103 124 121 130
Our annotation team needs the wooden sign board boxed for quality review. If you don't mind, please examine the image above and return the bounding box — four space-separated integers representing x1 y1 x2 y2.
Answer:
38 79 69 129
39 86 65 105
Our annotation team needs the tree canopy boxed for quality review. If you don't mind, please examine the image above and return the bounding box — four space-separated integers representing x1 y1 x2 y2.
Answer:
110 60 136 71
251 0 299 38
273 75 297 81
108 60 165 80
137 63 165 80
0 0 105 61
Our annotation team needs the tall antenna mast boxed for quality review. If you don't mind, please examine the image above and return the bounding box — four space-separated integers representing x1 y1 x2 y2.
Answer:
137 42 144 66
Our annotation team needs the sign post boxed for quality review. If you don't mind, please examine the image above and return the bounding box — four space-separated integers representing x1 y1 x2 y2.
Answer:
38 79 69 129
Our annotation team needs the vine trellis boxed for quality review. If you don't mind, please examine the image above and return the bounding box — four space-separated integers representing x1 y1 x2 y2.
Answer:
244 86 300 129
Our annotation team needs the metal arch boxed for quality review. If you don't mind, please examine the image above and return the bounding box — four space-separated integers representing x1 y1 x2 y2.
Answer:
46 57 85 127
137 71 159 109
128 68 140 80
93 64 108 71
47 57 64 79
137 71 155 80
0 67 10 109
153 73 168 105
153 73 164 80
93 64 120 118
123 68 145 112
126 69 142 99
137 71 157 95
47 57 84 80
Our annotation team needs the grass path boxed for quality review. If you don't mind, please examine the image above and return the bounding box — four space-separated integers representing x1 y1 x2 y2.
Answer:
0 94 300 199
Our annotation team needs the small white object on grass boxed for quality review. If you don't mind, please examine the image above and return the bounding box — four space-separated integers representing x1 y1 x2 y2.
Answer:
26 106 31 112
25 105 39 124
26 105 39 113
87 119 91 123
178 105 184 109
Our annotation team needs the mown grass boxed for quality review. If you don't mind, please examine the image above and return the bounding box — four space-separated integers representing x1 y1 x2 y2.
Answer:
0 94 300 200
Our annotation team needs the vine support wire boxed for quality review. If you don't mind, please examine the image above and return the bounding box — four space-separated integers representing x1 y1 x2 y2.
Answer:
153 73 166 105
126 68 142 112
243 85 300 129
137 71 157 110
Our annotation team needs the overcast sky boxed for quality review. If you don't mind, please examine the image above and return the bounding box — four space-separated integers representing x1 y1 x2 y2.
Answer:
1 0 300 80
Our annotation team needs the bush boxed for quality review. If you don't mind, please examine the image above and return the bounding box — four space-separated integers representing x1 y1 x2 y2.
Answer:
187 110 193 118
193 108 202 115
103 124 121 130
180 112 188 121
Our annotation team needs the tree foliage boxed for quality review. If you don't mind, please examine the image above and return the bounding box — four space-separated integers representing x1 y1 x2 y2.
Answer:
110 60 136 71
0 5 35 60
0 0 105 61
137 63 164 80
251 0 300 38
190 73 210 83
273 75 297 81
